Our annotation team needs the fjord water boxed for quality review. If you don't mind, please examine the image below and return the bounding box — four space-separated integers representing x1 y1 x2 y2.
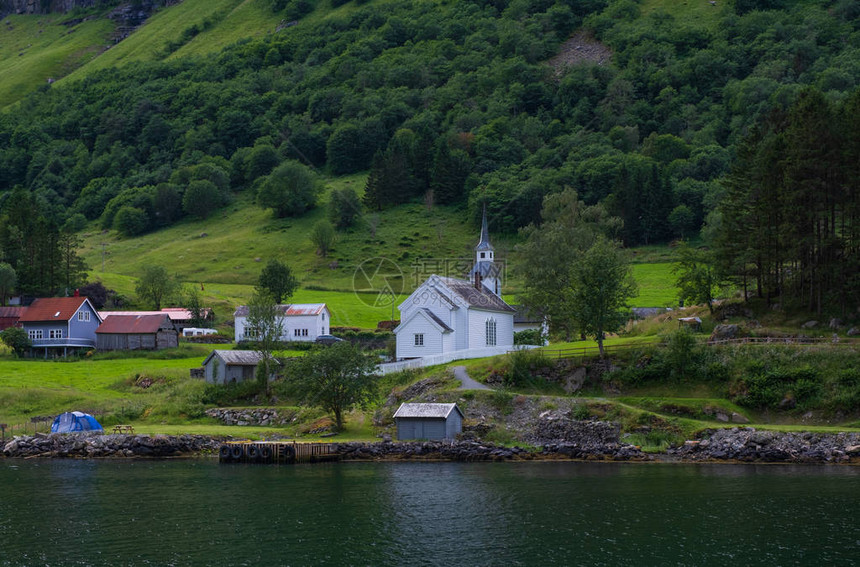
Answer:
1 460 858 566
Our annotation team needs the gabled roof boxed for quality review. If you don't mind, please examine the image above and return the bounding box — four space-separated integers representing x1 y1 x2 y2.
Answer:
394 403 464 419
0 306 25 318
512 305 543 324
233 303 328 317
160 307 213 319
394 308 453 334
203 350 279 367
436 276 515 313
19 297 100 323
96 314 172 334
100 309 210 322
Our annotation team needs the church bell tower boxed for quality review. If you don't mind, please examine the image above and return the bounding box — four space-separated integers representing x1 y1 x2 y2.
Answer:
470 205 501 297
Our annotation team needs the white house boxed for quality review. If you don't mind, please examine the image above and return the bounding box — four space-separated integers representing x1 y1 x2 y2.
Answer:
233 303 330 343
393 209 515 359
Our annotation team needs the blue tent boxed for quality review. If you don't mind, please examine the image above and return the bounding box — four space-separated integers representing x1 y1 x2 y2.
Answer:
51 412 103 433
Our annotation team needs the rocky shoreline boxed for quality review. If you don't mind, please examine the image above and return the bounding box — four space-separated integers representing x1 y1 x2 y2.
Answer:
2 433 222 459
3 428 860 464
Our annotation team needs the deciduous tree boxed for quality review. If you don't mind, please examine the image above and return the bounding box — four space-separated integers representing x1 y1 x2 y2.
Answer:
285 342 378 430
135 265 179 310
256 259 298 304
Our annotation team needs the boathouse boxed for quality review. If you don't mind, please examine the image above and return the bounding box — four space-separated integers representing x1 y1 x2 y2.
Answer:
393 403 464 440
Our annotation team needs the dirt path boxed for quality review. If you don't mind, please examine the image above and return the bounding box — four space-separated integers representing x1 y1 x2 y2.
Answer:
453 366 492 391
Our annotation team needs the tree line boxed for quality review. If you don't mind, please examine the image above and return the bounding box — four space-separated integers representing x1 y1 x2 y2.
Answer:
714 87 860 314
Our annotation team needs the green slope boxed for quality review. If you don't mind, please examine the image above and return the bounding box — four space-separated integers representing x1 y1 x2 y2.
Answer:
0 12 114 107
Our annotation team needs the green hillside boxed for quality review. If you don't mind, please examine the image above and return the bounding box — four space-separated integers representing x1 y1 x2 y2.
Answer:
2 0 859 322
0 11 114 107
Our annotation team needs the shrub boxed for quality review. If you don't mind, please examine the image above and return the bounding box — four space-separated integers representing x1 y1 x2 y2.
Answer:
514 328 545 346
0 327 30 357
502 348 553 388
183 179 223 219
113 205 150 236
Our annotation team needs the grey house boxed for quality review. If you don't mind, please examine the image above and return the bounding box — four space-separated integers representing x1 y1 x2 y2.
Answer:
394 403 464 440
202 350 279 385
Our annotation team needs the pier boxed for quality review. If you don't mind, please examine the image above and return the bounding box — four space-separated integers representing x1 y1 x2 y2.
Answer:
218 441 340 464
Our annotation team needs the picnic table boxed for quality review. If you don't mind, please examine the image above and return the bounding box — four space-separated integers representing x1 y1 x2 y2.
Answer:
112 425 135 434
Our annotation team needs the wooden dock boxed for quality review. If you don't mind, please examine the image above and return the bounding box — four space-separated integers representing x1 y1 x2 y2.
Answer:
218 441 340 464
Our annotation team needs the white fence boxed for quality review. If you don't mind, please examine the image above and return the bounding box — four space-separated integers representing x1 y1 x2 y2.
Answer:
376 345 537 375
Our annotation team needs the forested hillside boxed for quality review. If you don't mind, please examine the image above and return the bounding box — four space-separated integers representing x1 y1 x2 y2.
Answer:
0 0 858 310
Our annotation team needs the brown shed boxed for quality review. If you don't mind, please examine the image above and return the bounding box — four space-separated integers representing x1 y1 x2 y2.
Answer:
0 306 25 332
95 314 178 351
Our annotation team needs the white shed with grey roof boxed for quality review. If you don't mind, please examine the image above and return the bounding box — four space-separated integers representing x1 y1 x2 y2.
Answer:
202 350 279 385
393 403 464 440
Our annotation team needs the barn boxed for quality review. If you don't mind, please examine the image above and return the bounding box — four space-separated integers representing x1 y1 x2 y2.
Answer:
393 403 464 440
202 350 279 385
95 314 178 350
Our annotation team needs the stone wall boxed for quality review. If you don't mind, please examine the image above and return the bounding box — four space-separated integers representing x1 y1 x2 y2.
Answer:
205 408 296 427
3 432 221 458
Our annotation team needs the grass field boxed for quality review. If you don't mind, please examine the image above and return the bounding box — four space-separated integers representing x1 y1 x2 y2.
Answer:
0 11 114 107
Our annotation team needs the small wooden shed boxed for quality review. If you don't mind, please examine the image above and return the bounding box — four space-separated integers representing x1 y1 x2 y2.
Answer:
393 403 464 440
202 350 279 385
95 314 178 350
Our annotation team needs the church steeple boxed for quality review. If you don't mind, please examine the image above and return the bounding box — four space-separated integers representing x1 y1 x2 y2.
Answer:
471 205 501 297
476 205 494 254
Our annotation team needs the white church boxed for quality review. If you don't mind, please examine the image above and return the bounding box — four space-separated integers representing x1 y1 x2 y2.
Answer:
393 210 515 359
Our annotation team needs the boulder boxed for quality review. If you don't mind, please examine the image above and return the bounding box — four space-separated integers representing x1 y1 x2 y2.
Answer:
562 367 587 394
801 320 818 329
731 412 750 424
829 318 843 330
709 324 739 342
847 327 860 337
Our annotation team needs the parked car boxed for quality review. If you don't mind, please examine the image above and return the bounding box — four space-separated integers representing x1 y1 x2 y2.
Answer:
315 334 344 345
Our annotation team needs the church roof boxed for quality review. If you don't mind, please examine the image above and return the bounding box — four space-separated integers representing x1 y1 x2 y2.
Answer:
436 276 515 313
421 309 453 332
475 205 494 252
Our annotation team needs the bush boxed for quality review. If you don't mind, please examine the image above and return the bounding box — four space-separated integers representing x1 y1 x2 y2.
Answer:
514 328 545 346
113 205 150 236
0 327 30 357
502 348 553 388
183 179 223 219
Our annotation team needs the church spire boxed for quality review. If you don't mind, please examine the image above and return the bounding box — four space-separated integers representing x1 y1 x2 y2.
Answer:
476 204 494 252
471 204 500 296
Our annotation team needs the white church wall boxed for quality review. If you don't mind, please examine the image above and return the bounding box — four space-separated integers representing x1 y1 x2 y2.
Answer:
395 314 445 359
467 309 514 349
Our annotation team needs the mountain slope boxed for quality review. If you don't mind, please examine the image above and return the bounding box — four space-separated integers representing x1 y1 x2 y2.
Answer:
0 11 114 107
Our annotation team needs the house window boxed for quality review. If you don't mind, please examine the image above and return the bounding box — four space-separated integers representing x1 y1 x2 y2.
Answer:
245 327 260 340
294 329 301 337
28 329 43 340
414 333 424 346
486 318 497 346
302 329 308 336
49 329 64 339
77 311 90 322
481 252 485 259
